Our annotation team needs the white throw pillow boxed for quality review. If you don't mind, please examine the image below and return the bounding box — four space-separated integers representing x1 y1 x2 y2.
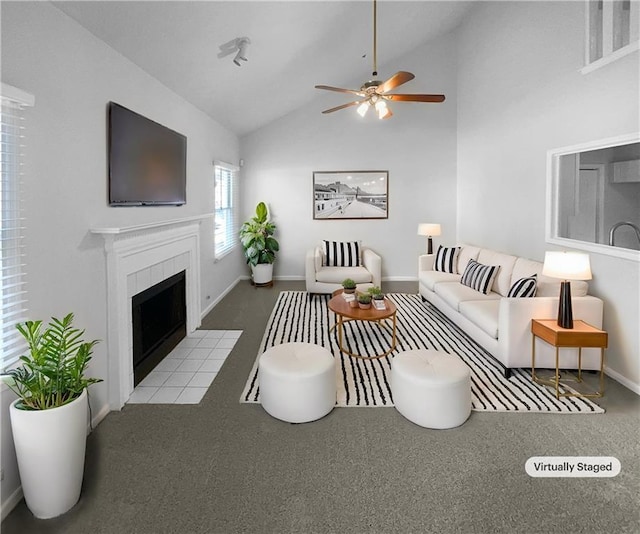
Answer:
322 240 360 267
460 259 499 295
434 246 460 274
507 274 537 298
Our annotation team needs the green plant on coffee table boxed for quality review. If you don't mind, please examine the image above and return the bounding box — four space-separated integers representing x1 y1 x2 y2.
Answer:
2 313 102 411
368 286 384 300
357 293 372 304
342 278 357 293
239 202 279 267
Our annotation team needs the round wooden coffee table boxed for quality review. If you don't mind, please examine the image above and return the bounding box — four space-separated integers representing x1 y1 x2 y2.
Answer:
328 291 397 359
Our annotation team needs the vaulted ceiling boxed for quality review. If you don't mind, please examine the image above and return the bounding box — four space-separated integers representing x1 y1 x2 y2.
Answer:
54 1 474 136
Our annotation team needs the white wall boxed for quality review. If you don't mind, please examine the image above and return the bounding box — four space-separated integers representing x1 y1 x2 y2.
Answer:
241 32 459 281
456 2 640 389
0 2 241 515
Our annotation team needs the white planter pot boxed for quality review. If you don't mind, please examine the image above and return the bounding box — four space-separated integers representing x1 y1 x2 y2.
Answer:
10 388 88 519
251 263 274 285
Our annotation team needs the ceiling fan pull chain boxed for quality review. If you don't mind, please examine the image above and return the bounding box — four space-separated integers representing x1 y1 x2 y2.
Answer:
372 0 377 76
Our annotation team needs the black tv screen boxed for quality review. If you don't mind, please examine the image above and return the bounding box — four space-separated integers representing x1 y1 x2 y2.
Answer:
108 102 186 206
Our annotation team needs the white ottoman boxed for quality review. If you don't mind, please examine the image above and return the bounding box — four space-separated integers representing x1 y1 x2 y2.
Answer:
391 349 471 429
259 342 336 423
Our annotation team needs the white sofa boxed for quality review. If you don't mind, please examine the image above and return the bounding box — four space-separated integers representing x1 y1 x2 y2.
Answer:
306 245 381 294
418 245 604 378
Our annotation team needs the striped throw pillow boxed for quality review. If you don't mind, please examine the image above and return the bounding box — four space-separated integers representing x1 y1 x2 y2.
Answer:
507 274 537 298
434 245 460 274
323 240 360 267
460 259 499 295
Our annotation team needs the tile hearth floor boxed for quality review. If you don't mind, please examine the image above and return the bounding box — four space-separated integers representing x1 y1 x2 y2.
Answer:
127 329 242 405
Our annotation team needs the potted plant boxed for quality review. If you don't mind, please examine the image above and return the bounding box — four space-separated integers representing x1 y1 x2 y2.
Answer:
2 313 101 519
342 278 357 294
368 286 384 300
239 201 280 286
357 293 372 309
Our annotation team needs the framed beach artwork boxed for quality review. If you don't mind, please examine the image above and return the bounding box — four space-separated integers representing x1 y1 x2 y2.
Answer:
312 170 389 220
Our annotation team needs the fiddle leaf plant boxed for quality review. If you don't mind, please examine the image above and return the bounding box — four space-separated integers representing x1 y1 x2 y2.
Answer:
239 201 280 267
2 313 102 410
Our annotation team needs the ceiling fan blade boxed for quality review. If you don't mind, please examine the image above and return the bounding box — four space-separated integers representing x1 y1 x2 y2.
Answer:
377 71 415 94
321 101 365 114
315 85 363 96
385 94 446 103
382 108 393 120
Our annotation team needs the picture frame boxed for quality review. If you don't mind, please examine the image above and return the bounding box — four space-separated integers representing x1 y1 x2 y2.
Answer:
313 170 389 220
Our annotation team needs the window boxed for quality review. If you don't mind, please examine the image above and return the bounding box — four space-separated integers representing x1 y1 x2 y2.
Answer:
583 0 639 73
1 84 34 371
214 161 239 259
546 133 640 262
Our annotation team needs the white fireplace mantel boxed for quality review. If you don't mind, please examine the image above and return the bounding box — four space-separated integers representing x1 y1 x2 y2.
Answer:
92 215 210 409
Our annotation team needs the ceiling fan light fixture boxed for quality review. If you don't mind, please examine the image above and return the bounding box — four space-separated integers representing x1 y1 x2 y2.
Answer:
357 102 369 117
375 99 389 119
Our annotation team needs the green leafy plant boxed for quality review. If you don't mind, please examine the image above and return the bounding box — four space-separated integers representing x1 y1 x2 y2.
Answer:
342 278 357 290
357 293 372 304
2 313 101 411
368 286 384 299
239 202 280 266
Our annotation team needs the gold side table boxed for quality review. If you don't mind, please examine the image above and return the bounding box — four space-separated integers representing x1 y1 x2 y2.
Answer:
531 319 607 399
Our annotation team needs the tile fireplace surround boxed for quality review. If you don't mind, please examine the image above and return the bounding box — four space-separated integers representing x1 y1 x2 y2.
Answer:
92 216 209 409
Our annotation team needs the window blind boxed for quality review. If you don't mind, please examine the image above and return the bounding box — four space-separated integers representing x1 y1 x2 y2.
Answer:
1 85 33 371
214 161 239 260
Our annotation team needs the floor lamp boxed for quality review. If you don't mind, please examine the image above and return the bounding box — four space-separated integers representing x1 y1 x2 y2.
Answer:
542 251 592 329
417 223 441 254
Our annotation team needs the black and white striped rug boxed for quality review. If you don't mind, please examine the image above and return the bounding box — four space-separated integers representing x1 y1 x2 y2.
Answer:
240 292 604 413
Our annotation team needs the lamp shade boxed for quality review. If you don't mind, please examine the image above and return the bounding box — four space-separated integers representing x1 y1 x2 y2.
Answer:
417 223 441 237
542 251 592 280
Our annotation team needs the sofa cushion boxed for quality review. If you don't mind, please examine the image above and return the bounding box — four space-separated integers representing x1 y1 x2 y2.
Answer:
511 257 543 285
511 256 588 297
316 266 372 284
460 259 499 295
314 247 323 272
323 240 360 267
459 300 500 339
457 245 481 275
434 245 460 273
434 281 501 312
419 270 461 291
537 279 589 297
477 249 518 296
507 274 537 298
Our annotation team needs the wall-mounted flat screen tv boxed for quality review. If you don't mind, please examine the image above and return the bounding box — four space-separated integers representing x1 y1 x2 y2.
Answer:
108 102 186 206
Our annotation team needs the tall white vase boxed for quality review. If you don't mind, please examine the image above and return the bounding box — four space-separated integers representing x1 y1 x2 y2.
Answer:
10 388 88 519
251 263 273 285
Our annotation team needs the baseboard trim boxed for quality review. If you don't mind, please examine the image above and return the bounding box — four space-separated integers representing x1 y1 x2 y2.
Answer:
90 402 111 430
1 485 23 521
274 275 304 281
200 277 243 320
605 366 640 395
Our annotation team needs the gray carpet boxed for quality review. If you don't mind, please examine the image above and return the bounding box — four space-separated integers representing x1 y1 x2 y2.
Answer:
3 281 639 534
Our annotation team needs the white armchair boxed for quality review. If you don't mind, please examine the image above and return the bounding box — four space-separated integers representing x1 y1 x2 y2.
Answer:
305 245 382 294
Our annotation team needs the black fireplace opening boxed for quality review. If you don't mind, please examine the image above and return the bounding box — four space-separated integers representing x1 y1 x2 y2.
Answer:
132 270 186 386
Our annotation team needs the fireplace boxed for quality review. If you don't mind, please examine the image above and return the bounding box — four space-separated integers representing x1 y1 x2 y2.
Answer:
132 270 186 386
92 216 206 409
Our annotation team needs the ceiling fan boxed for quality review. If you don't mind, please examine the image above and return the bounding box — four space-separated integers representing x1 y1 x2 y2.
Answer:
315 0 445 119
